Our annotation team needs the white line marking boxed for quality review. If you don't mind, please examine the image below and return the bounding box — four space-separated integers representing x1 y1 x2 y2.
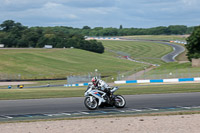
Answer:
80 112 90 114
181 107 191 109
3 116 13 119
131 109 142 112
46 114 64 117
148 108 159 111
118 110 125 112
72 113 81 115
61 113 71 115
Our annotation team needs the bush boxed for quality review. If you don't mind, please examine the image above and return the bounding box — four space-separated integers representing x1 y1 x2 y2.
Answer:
186 26 200 61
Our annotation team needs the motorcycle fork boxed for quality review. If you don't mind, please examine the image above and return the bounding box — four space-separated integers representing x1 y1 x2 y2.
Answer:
89 93 105 106
89 96 94 102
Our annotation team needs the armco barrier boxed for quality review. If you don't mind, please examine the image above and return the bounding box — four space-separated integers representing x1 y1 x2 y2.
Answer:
64 83 89 87
64 77 200 87
114 77 200 84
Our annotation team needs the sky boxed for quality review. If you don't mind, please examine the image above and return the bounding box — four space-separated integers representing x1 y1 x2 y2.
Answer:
0 0 200 28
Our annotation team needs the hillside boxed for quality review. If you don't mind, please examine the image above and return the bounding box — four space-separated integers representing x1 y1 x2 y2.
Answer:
100 40 173 65
0 48 144 79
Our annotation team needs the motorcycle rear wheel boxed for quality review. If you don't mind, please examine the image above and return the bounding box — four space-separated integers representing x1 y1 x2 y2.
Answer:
84 97 98 110
114 95 126 108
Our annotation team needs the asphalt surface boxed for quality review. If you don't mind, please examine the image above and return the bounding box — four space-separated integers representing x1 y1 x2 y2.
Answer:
0 92 200 116
159 42 185 62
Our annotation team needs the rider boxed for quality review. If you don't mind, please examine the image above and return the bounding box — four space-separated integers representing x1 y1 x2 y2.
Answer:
91 77 110 94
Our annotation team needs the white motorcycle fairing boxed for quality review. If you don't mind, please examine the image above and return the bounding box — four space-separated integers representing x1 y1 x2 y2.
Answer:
86 89 106 106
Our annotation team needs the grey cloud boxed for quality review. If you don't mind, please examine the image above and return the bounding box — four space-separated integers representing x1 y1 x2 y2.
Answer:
58 0 117 8
0 0 49 11
0 0 199 28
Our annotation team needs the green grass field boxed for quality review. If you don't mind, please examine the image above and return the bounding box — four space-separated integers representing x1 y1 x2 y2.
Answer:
140 62 200 79
100 40 172 65
0 83 200 100
123 35 188 41
0 48 144 79
0 36 189 80
1 35 200 100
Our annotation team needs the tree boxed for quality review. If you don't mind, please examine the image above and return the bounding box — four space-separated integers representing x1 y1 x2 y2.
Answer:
82 26 91 29
93 27 103 30
1 33 18 47
167 25 187 35
0 20 27 32
186 26 200 61
0 20 15 31
119 25 123 29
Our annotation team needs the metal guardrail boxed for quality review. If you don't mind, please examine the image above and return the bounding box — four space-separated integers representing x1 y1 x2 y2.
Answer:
115 77 200 84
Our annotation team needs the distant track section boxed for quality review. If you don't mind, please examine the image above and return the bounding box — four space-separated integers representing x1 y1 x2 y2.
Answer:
120 38 185 63
160 42 185 62
86 37 185 63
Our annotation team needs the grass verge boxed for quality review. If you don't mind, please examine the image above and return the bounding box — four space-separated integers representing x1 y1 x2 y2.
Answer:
0 83 200 100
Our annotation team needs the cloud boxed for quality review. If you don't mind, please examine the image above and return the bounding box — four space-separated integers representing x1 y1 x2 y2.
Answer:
0 0 199 28
181 0 198 6
0 0 47 11
112 0 200 27
58 0 117 8
0 1 79 26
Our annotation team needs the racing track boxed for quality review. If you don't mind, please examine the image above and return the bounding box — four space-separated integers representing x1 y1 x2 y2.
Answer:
121 38 185 63
159 42 185 62
0 92 200 116
0 39 190 120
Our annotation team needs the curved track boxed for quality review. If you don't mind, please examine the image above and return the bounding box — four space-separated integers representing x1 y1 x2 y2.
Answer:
0 92 200 116
121 38 185 63
159 42 185 62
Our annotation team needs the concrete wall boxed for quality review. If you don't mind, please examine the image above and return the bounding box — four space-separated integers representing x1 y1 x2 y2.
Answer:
192 58 200 67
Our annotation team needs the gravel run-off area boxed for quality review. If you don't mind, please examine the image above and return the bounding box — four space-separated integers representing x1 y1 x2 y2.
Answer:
0 114 200 133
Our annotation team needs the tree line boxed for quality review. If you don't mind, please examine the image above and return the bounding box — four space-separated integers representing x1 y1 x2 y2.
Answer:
0 20 196 54
0 20 104 53
45 25 194 37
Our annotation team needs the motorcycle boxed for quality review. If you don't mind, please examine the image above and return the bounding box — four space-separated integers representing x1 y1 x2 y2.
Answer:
84 84 126 110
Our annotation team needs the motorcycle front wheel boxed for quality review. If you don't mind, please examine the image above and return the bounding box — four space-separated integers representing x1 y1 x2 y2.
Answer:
114 95 126 108
84 97 98 110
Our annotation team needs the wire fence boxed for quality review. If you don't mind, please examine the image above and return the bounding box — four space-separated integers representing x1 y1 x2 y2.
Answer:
117 67 200 81
0 72 102 84
1 68 200 83
67 73 101 84
139 72 200 80
0 73 65 81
